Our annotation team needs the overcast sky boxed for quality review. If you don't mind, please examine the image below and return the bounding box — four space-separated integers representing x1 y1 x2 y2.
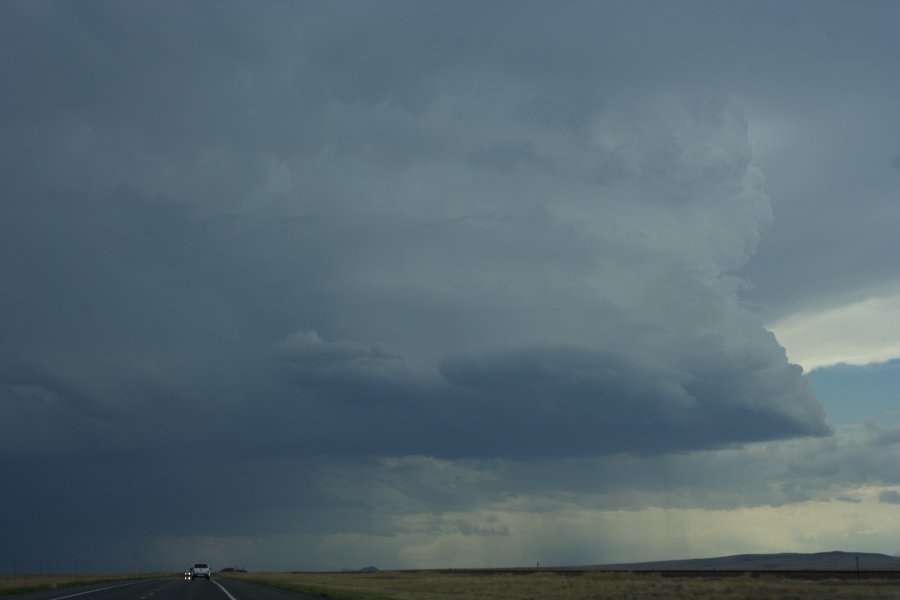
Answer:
2 0 899 573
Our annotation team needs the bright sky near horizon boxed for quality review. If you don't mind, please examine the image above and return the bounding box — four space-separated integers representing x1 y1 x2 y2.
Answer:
768 293 900 372
2 0 899 573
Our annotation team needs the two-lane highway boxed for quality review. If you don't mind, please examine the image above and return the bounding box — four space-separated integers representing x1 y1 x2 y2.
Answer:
4 577 319 600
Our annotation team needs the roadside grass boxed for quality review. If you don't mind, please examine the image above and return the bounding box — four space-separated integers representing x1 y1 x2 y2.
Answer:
0 573 175 596
219 570 900 600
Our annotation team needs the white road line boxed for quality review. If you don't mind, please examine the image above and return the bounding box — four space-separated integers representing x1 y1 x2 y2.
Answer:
211 579 240 600
48 580 150 600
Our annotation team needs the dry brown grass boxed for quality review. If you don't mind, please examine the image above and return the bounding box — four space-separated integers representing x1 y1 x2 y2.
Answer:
0 573 172 596
221 570 900 600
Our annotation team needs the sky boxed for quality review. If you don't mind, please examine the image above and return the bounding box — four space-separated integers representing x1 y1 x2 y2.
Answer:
1 0 899 573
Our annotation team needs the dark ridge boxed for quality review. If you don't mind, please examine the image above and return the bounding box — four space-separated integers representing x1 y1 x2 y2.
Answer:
590 551 900 571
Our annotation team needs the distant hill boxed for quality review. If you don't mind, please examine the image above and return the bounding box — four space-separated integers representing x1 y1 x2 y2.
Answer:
592 551 900 571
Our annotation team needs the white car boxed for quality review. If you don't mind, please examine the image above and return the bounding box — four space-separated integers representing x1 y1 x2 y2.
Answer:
188 563 211 580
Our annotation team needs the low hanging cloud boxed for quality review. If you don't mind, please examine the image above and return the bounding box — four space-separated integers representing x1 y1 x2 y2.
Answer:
276 330 407 390
437 339 826 457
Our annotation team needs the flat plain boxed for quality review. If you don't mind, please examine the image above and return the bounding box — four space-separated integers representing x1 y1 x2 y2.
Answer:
220 570 900 600
0 574 161 596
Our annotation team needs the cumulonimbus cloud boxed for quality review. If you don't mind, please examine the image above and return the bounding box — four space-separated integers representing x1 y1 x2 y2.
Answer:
263 91 829 457
0 4 829 463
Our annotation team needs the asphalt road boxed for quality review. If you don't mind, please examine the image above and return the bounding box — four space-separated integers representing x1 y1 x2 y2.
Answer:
4 577 319 600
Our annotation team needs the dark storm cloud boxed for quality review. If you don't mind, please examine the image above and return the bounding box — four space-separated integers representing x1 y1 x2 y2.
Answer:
3 0 894 571
0 0 831 461
276 331 406 389
734 1 900 318
440 341 825 456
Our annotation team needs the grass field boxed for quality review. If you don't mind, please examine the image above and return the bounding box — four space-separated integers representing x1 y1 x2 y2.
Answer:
220 570 900 600
0 573 172 596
